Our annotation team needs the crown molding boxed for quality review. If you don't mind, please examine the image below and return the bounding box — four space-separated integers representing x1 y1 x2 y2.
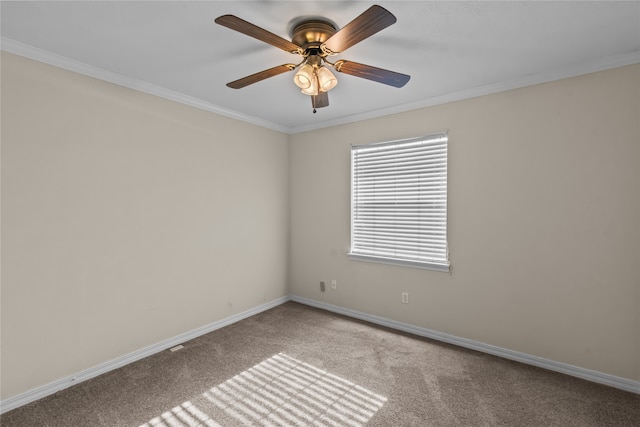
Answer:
0 37 289 134
287 50 640 134
2 38 638 135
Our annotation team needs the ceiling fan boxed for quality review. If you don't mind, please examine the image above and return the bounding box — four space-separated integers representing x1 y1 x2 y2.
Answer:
215 5 410 113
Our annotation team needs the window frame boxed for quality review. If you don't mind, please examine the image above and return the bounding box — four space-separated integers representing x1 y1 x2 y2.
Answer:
348 133 450 272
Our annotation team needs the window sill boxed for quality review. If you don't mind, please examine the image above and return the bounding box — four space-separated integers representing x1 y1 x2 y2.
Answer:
347 253 450 273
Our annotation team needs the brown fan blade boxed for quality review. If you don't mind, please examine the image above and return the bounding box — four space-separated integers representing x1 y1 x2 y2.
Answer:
311 91 329 109
334 60 410 88
215 15 302 54
227 64 295 89
322 5 396 54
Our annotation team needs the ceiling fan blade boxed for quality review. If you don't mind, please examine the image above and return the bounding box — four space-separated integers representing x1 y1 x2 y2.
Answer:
226 64 295 89
215 15 302 54
311 91 329 109
322 5 396 54
334 60 410 88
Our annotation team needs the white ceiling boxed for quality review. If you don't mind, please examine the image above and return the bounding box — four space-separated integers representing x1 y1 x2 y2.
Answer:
2 1 639 134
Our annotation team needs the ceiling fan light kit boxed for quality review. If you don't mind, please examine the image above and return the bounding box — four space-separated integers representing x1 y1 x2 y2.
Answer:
294 53 338 97
215 5 410 113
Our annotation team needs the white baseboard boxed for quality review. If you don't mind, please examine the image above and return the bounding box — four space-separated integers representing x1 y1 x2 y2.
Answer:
0 296 292 414
290 295 640 395
3 294 638 414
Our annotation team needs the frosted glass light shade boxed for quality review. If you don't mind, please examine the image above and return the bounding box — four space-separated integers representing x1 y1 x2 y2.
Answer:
294 64 314 89
301 74 319 96
317 66 338 92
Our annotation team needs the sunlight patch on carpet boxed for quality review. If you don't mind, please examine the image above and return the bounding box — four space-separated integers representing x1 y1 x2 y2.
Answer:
139 353 386 426
143 400 221 427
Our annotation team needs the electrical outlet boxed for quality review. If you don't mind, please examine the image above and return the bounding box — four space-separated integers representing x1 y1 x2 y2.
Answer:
331 280 337 289
320 281 325 292
402 292 409 304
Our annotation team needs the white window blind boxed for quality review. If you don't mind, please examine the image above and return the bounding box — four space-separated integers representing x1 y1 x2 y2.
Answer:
349 133 449 272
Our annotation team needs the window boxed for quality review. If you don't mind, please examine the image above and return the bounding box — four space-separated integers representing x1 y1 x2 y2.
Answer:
348 133 449 272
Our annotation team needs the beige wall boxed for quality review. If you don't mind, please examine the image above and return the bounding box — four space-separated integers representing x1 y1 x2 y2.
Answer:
1 52 290 399
1 51 638 403
290 65 640 382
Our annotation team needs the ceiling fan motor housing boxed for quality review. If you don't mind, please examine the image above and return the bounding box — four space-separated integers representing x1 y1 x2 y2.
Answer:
291 20 337 52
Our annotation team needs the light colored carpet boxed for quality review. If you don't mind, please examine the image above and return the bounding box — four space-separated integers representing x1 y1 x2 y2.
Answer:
2 302 639 426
